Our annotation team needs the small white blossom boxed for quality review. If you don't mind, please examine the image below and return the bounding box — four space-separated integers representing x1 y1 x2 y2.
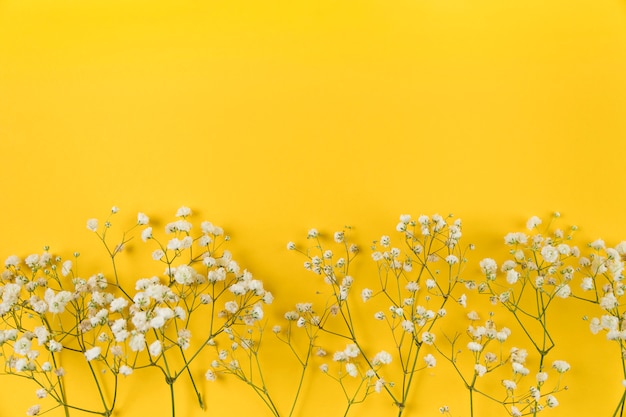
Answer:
541 245 559 263
421 331 435 345
26 405 40 416
402 320 415 333
86 219 99 232
552 360 570 373
424 353 436 368
84 346 101 361
372 350 392 365
502 379 517 390
546 395 559 408
526 216 542 230
581 277 594 291
467 342 483 352
118 365 133 376
137 212 149 225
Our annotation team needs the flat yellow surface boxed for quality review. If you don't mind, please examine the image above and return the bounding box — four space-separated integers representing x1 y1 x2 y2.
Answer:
1 1 625 416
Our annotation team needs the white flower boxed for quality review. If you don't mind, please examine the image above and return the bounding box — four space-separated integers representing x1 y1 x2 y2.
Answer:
344 344 360 358
225 301 238 314
424 353 436 368
48 340 62 353
552 360 570 373
14 358 28 372
496 328 511 342
480 258 497 279
141 227 153 242
502 379 516 390
600 293 618 311
86 219 99 232
546 395 559 408
33 326 49 345
474 364 487 377
512 362 530 375
307 229 318 238
467 341 483 352
372 350 392 365
421 331 435 345
504 232 528 245
129 332 146 352
205 369 216 381
445 255 459 265
458 294 467 308
320 363 329 373
361 288 373 302
541 245 559 263
511 405 522 417
61 260 73 277
110 297 129 313
137 212 149 225
581 277 594 291
14 337 31 355
175 206 191 217
467 311 480 321
116 365 132 376
555 284 571 298
149 340 162 357
26 405 40 416
510 347 527 364
536 372 548 383
174 265 196 285
84 346 101 361
345 363 358 377
402 320 415 333
526 216 542 230
4 255 20 267
506 270 519 285
334 231 344 243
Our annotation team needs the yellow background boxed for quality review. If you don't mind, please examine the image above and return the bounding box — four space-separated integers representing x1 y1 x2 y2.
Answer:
1 0 625 416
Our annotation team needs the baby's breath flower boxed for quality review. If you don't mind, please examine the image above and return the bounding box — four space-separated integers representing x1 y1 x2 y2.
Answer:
86 219 98 232
372 350 392 365
467 342 483 352
119 365 133 376
84 346 101 361
526 216 542 230
345 363 358 377
137 212 149 225
424 353 436 368
26 405 40 416
421 331 435 345
546 395 559 408
552 360 571 373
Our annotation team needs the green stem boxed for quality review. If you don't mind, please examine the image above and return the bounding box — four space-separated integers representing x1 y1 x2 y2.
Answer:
169 379 176 417
86 361 110 415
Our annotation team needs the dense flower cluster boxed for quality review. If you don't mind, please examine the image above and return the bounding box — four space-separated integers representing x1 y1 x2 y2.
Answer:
1 210 624 417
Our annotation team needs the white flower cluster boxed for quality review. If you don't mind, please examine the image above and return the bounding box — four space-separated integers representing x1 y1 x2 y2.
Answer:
0 206 271 417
